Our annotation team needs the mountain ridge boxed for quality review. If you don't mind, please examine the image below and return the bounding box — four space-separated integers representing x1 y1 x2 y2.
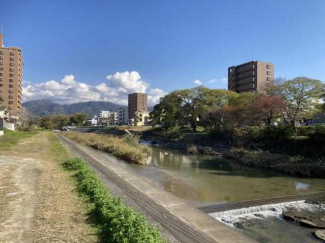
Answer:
23 99 127 117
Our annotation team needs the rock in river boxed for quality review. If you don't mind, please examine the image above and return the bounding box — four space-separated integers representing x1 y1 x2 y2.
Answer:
315 230 325 241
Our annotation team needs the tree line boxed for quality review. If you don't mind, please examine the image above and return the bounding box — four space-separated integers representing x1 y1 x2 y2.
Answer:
39 113 88 130
150 77 324 132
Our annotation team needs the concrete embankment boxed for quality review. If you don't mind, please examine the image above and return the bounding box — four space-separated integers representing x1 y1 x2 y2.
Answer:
57 134 255 243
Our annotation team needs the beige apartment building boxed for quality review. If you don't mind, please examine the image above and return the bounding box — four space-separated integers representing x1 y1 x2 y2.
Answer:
228 61 274 93
0 34 23 119
128 93 148 121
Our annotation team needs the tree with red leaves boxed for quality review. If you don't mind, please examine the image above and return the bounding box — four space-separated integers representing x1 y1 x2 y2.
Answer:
246 95 286 125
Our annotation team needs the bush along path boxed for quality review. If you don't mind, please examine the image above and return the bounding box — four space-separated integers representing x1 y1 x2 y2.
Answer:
61 132 151 165
62 157 166 243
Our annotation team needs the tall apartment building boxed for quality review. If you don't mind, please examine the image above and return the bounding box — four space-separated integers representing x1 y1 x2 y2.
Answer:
228 61 274 93
128 93 147 120
0 34 23 119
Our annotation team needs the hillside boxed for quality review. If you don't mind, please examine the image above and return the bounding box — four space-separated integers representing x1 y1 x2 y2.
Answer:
23 99 127 117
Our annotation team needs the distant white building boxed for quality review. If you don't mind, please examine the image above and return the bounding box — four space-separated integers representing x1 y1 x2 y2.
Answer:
89 115 98 126
118 108 128 125
110 112 118 125
100 111 110 119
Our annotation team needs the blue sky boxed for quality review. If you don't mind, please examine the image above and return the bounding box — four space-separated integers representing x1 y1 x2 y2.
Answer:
1 0 324 104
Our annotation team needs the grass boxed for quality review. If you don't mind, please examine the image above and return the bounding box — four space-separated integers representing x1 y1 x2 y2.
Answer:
62 132 151 165
48 132 70 163
62 157 165 243
0 128 39 149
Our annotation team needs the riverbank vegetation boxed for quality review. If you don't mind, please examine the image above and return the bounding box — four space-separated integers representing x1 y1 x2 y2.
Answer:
62 157 164 243
62 132 151 165
149 77 325 176
39 112 88 130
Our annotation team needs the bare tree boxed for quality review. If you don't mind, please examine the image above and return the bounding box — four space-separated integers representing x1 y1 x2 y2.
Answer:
19 107 33 130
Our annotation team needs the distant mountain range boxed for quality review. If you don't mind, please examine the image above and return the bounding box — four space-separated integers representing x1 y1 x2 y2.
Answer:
23 99 153 117
23 99 127 117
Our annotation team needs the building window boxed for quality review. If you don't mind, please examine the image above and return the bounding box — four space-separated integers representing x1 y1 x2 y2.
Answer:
10 68 14 72
267 71 271 75
9 84 14 88
9 79 14 82
267 65 271 69
0 73 3 76
229 68 233 73
267 77 271 81
0 84 2 87
10 63 14 66
0 56 3 60
9 95 13 99
0 62 2 65
10 74 14 77
10 52 14 56
0 78 2 82
10 57 14 61
0 67 3 71
9 101 13 104
0 51 3 54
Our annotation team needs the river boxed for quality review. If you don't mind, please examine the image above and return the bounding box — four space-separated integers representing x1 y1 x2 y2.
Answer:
122 143 324 243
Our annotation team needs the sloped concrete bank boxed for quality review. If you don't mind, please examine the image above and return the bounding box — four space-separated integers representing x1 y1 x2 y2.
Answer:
57 134 255 243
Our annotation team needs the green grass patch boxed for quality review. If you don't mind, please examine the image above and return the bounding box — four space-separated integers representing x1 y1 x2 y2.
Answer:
0 128 39 149
62 132 151 165
63 157 165 243
48 132 70 163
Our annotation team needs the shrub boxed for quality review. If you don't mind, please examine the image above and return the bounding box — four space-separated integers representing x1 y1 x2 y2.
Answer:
62 157 87 170
187 145 198 154
308 126 325 156
63 157 164 243
200 146 214 155
209 127 236 143
62 132 151 165
296 126 315 136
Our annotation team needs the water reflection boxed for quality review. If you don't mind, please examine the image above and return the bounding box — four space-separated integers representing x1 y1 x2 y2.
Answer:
131 145 325 204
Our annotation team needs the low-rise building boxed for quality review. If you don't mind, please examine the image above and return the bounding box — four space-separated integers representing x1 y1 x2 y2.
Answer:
89 115 98 126
110 112 118 125
118 107 128 125
134 110 150 126
100 110 110 119
0 106 8 136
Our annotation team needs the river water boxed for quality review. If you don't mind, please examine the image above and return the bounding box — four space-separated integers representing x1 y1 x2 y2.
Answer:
124 143 325 243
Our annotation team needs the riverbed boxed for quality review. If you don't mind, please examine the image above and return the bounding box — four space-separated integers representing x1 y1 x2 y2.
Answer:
127 143 325 243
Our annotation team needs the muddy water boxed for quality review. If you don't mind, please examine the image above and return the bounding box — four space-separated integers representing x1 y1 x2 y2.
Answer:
128 145 325 243
127 145 325 206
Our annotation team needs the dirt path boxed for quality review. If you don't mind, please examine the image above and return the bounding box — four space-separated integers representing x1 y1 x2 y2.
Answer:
0 132 97 243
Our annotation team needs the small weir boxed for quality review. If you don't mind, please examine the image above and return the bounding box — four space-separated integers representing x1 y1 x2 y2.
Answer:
199 192 325 213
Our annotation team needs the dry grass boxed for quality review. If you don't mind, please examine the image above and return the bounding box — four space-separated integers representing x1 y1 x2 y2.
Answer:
62 132 151 165
0 131 98 243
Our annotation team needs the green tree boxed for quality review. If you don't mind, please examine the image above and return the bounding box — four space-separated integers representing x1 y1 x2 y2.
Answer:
277 77 324 126
39 116 53 130
51 114 70 130
70 112 88 126
150 93 183 128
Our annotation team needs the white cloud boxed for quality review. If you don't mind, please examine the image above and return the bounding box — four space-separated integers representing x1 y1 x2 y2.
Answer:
221 78 227 83
23 72 166 106
194 79 203 85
